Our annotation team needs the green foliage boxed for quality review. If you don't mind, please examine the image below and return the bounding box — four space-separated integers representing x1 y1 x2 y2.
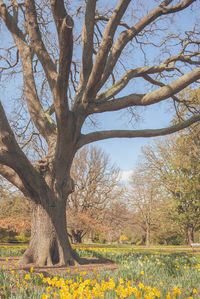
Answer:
141 118 200 244
167 235 185 246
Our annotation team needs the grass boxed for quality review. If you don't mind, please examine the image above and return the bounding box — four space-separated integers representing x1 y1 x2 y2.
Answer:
1 244 200 298
0 243 26 257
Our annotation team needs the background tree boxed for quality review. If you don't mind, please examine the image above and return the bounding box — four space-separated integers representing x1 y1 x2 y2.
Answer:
142 129 200 245
129 168 161 247
68 145 120 244
102 198 131 243
150 195 185 245
0 187 31 241
0 0 200 266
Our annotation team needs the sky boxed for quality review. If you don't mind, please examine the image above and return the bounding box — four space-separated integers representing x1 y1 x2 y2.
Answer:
86 102 172 181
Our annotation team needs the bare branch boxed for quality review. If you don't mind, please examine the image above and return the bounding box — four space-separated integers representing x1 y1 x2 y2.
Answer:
0 49 19 70
55 14 74 111
96 65 175 102
77 113 200 148
95 14 131 30
87 67 200 114
81 0 131 106
100 0 196 88
0 164 29 196
78 0 97 91
25 0 57 91
161 0 197 14
50 0 74 129
0 0 56 142
0 102 46 201
20 132 39 149
50 0 67 33
142 74 180 103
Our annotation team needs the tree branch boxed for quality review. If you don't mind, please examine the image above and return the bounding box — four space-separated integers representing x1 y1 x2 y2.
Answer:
55 15 74 111
77 113 200 149
50 0 74 128
87 67 200 114
96 65 175 102
0 164 29 196
95 14 131 30
142 74 180 103
25 0 57 91
161 0 196 14
78 0 97 92
0 49 19 71
0 0 56 143
0 102 46 202
50 0 67 33
100 0 196 88
81 0 131 106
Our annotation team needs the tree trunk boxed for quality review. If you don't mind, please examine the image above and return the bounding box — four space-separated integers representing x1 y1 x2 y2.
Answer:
71 230 84 244
146 225 150 248
141 235 146 245
19 200 76 266
186 225 194 245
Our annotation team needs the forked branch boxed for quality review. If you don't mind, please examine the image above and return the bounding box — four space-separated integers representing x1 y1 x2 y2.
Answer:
100 0 196 88
81 0 131 106
87 67 200 114
0 0 56 142
0 102 46 202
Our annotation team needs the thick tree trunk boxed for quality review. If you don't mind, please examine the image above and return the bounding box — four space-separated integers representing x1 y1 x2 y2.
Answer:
19 201 76 266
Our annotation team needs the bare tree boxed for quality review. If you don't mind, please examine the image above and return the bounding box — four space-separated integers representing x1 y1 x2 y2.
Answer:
103 198 131 243
0 0 200 266
68 145 119 243
129 169 160 247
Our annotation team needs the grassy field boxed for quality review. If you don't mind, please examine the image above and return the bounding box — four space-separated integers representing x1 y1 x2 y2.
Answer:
1 243 200 298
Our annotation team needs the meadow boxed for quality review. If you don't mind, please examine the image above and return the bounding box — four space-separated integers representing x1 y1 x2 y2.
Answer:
0 244 200 298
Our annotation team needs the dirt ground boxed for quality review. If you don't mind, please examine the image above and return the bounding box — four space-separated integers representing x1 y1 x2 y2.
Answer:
0 256 118 277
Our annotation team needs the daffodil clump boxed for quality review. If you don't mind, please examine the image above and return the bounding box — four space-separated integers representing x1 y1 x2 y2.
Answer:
1 246 200 298
41 275 163 299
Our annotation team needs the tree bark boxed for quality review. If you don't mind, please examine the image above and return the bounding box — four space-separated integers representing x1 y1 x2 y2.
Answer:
146 225 150 248
19 200 75 266
185 225 194 245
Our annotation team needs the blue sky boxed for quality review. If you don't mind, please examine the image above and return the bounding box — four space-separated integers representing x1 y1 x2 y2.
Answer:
85 102 171 174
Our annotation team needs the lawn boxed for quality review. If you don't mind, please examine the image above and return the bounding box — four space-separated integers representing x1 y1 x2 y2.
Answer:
0 243 200 298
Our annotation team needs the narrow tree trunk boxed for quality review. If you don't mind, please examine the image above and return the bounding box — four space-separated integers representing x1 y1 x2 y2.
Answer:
71 230 83 244
141 235 146 245
186 226 194 245
19 200 76 266
146 225 150 248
